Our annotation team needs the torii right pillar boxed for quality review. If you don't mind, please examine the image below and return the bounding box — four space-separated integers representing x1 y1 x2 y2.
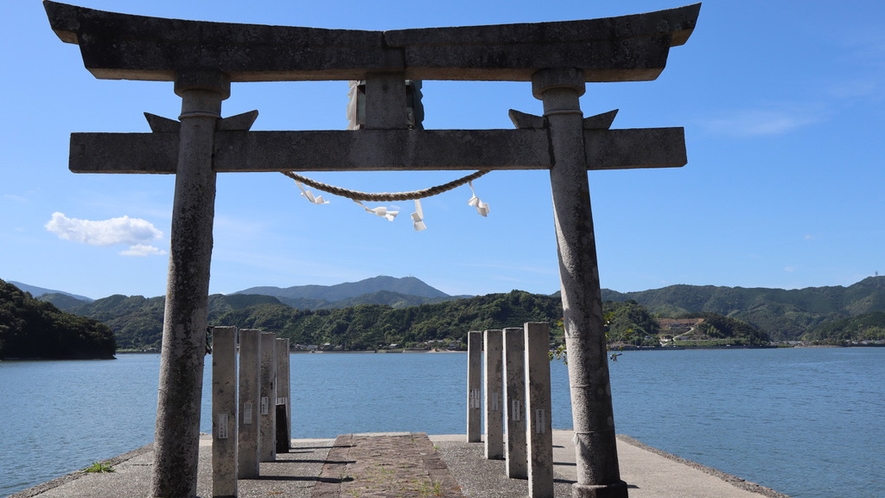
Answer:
535 68 627 498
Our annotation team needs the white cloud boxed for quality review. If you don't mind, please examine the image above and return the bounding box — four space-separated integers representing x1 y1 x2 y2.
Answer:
699 108 823 137
4 193 29 203
45 212 165 257
120 244 167 257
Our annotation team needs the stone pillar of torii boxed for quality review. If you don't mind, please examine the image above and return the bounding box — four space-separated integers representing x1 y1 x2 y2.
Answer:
44 2 700 496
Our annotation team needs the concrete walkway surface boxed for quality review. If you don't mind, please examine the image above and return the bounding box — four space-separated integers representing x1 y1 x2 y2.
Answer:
10 430 788 498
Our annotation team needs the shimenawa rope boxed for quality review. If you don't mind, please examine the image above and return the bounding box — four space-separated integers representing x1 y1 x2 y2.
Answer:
281 170 490 202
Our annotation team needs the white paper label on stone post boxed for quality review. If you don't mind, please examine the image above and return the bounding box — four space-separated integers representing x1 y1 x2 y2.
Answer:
261 396 269 415
470 389 481 409
217 413 229 440
277 397 287 405
534 409 547 434
243 402 253 424
492 391 500 412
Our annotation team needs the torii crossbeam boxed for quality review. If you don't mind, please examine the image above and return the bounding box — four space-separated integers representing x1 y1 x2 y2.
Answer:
45 2 700 497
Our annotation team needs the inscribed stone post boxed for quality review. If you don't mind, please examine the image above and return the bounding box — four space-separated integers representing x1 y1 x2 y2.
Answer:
211 327 238 498
275 337 291 452
484 329 504 459
525 322 553 498
259 332 277 462
238 329 261 478
466 331 482 443
503 327 527 479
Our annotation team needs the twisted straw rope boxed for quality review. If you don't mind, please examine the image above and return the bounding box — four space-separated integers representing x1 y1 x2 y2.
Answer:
281 170 490 202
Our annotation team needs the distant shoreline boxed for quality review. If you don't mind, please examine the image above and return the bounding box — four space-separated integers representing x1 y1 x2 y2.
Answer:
0 355 116 361
106 342 885 357
610 343 885 351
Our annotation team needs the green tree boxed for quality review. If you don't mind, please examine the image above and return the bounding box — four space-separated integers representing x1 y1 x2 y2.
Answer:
0 280 115 359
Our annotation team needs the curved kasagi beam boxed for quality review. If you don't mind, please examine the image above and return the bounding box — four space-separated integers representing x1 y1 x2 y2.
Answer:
44 1 700 83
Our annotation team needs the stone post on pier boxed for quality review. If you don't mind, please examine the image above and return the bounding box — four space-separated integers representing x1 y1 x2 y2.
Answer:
259 331 277 462
524 322 554 498
466 331 482 443
503 327 527 479
275 337 291 452
484 329 504 459
211 327 238 498
238 329 262 478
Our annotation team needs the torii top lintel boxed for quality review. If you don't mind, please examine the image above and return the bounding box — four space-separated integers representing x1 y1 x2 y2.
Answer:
44 1 699 83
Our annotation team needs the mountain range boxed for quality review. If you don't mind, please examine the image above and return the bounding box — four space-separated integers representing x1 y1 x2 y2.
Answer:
601 276 885 341
13 276 457 310
10 275 885 344
9 281 93 303
234 276 462 310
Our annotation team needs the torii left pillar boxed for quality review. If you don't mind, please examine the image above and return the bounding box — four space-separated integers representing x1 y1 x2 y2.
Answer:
152 70 230 498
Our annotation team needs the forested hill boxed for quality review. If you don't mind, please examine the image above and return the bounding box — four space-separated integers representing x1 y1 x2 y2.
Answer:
602 276 885 341
66 290 768 351
0 279 116 359
72 291 564 351
13 276 885 350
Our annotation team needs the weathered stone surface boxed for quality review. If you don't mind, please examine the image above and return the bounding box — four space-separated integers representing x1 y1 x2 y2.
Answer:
45 1 699 83
44 1 384 82
537 68 627 497
466 331 482 443
524 322 553 498
259 332 277 463
275 337 291 453
238 329 262 479
483 329 504 460
274 404 289 454
503 327 527 479
585 127 687 170
68 127 686 173
312 433 465 497
211 327 238 498
508 109 547 130
151 76 227 498
583 110 619 130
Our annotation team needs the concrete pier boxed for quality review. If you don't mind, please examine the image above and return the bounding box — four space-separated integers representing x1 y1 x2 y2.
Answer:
12 431 787 498
466 331 482 443
525 322 554 498
237 329 261 478
258 332 277 462
210 327 237 498
503 327 527 479
484 329 504 460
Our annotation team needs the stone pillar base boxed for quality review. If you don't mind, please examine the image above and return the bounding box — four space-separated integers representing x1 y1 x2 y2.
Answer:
572 481 629 498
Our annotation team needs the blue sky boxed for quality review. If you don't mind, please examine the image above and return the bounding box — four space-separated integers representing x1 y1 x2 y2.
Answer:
2 1 883 300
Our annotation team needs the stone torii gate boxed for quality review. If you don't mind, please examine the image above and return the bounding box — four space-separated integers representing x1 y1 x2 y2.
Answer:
44 2 700 497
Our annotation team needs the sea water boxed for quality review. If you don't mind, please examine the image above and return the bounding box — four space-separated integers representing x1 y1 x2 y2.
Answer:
0 348 882 497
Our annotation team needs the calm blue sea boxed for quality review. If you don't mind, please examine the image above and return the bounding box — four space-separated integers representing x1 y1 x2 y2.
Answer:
0 348 882 497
